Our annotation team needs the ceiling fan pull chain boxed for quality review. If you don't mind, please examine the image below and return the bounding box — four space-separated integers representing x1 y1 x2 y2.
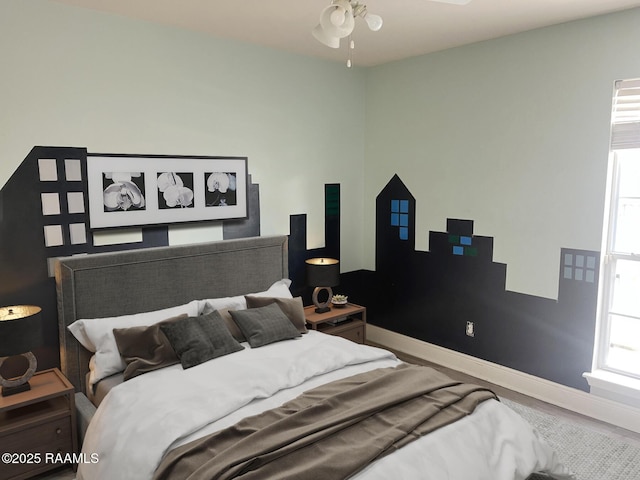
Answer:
347 36 354 68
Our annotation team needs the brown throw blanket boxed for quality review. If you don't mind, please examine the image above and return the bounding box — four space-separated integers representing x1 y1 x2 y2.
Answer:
154 363 497 480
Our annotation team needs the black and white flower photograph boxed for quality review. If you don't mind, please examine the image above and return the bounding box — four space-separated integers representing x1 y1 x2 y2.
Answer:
102 172 146 212
205 172 237 207
157 172 194 209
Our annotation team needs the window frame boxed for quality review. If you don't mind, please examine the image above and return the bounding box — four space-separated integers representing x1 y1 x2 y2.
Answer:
597 150 640 379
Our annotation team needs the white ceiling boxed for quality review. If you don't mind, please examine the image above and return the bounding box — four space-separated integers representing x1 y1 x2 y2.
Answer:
51 0 640 66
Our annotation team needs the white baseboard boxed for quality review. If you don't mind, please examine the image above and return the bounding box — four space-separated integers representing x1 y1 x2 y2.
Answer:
367 325 640 434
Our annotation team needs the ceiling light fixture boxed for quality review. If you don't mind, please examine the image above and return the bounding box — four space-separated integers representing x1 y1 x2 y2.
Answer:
312 0 472 67
312 0 382 67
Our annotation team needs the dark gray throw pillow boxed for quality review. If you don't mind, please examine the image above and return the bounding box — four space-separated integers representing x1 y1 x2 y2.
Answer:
160 311 244 369
200 304 246 342
230 303 302 348
244 296 308 334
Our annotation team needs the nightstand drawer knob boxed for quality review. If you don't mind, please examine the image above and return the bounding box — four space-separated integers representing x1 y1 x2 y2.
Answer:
56 428 62 435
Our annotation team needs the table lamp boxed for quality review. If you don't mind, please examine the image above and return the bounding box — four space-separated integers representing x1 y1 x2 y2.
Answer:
0 305 43 396
305 258 340 313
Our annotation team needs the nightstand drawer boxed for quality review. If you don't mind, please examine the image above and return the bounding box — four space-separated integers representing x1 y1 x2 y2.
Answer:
0 369 77 480
0 416 73 479
316 319 366 344
335 324 364 343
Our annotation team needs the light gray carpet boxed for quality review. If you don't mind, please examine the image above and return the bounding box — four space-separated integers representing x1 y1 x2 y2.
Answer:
502 398 640 480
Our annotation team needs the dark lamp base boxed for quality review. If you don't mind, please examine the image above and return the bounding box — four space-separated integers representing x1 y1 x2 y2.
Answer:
2 382 31 397
314 306 331 314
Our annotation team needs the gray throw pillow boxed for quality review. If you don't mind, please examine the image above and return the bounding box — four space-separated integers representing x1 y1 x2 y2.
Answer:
160 311 244 369
200 304 246 342
230 303 302 348
244 296 308 334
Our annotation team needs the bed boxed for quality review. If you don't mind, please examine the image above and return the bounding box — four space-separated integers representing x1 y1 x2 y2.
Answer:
55 235 574 480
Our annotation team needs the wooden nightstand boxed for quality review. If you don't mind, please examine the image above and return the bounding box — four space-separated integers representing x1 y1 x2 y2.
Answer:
0 368 77 480
304 303 366 344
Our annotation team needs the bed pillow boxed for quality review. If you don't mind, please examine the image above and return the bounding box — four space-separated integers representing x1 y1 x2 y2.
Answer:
68 300 199 386
197 279 293 315
113 314 186 381
160 311 244 369
230 303 301 348
244 296 308 334
206 308 245 343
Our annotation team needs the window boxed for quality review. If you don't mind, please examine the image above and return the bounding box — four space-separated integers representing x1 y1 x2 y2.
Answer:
597 78 640 379
390 199 409 240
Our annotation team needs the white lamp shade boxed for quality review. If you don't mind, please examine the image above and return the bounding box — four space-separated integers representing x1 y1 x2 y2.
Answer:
312 23 341 48
318 1 355 39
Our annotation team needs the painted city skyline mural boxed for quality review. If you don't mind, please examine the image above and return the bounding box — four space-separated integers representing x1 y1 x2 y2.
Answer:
0 147 598 391
367 174 599 391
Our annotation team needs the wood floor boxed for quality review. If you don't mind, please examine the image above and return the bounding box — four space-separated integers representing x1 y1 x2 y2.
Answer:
384 345 640 447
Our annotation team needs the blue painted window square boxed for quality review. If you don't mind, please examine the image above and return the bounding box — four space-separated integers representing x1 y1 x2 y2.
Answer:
391 200 399 212
391 213 399 226
400 200 409 213
564 253 573 266
587 256 596 269
575 268 584 281
576 255 585 268
453 246 464 256
586 270 595 283
460 236 472 246
399 214 408 227
399 227 408 240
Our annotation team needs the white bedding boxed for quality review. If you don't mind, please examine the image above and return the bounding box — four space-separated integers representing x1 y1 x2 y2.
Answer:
78 331 574 480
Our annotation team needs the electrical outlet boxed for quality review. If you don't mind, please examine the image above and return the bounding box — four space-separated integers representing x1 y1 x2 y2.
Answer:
466 321 475 337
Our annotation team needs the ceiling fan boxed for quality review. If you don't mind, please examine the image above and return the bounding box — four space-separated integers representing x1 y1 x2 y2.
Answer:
312 0 472 66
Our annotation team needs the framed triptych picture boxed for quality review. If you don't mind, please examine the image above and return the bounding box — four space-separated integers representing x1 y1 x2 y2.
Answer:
87 155 248 229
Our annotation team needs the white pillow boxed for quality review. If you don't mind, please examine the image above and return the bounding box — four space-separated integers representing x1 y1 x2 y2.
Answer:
198 279 293 314
68 300 199 386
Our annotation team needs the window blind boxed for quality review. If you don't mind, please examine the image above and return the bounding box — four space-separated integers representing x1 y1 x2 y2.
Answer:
611 78 640 150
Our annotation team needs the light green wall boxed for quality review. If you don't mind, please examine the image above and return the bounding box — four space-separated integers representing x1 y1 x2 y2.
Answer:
364 8 640 299
0 0 366 271
2 2 640 298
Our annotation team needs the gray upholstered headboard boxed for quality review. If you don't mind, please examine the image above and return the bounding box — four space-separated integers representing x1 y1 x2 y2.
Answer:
55 235 288 393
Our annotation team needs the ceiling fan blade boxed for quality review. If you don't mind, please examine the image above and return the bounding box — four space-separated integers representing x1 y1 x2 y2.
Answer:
429 0 472 5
